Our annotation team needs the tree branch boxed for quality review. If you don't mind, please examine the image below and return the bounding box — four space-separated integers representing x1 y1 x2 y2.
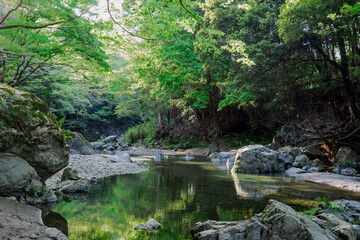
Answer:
179 0 199 21
0 0 24 25
106 0 174 44
0 16 77 30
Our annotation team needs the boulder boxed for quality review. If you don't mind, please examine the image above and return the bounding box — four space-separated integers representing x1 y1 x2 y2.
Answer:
57 179 90 193
0 153 39 196
293 154 310 168
67 132 95 155
300 146 323 159
340 168 357 176
134 218 161 231
334 147 360 169
104 135 118 143
154 152 164 161
203 143 219 156
211 152 236 171
61 168 80 181
192 200 338 240
0 84 69 180
23 179 57 205
232 145 281 174
110 152 132 163
0 153 57 205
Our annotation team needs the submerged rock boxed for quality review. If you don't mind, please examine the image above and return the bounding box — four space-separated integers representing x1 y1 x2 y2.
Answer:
134 218 161 231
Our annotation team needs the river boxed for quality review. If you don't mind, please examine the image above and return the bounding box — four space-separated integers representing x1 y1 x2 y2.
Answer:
49 155 360 239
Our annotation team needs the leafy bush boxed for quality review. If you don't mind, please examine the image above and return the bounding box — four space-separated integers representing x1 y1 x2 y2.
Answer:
122 122 156 144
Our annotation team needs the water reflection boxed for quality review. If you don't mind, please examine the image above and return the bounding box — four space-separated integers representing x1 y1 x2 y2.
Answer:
43 211 68 236
52 156 360 240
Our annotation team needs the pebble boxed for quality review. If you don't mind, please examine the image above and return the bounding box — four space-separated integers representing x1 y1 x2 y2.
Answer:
30 233 38 239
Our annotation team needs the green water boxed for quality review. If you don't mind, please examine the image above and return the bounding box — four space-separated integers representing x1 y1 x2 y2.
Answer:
51 156 360 240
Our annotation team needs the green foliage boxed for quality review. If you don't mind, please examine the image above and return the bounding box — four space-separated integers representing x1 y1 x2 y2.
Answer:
160 136 207 149
345 160 356 167
122 122 156 144
304 195 343 215
58 117 73 141
226 129 276 148
0 0 111 87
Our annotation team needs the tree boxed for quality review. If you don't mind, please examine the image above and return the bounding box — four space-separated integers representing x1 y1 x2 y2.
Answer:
278 0 360 119
0 0 110 87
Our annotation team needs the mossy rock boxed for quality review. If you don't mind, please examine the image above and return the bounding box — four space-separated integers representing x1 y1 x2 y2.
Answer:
0 84 69 180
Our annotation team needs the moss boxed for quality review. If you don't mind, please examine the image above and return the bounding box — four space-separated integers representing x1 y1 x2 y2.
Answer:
0 84 16 95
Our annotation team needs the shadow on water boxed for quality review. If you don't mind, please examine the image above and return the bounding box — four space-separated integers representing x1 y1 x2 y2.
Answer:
43 211 69 236
51 155 360 240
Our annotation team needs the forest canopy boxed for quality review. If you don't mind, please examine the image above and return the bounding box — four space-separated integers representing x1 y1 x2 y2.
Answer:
1 0 359 142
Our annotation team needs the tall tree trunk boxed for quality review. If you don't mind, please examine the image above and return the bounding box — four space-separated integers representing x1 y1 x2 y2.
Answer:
206 73 221 137
157 106 163 133
337 32 360 120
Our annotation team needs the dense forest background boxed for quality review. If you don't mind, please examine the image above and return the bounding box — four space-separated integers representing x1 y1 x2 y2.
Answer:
1 0 359 151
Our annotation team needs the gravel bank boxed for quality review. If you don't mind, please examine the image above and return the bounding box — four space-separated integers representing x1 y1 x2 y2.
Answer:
286 167 360 192
46 154 149 189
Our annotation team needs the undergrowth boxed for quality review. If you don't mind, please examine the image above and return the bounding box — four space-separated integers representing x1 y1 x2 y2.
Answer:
226 129 276 148
304 195 343 216
122 122 156 144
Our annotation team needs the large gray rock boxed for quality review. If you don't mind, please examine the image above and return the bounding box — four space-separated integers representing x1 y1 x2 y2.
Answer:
68 132 95 155
334 147 360 169
104 135 118 143
23 179 57 205
0 152 57 205
204 143 219 157
293 154 310 168
111 152 132 163
61 168 80 181
192 200 339 240
57 179 90 193
232 145 282 174
0 84 69 180
0 153 39 196
134 218 161 231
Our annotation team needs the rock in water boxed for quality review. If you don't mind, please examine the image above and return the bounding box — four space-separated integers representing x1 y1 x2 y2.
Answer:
134 218 161 231
154 152 164 161
185 154 195 161
232 145 281 174
191 200 350 240
67 132 95 155
0 84 69 180
111 152 132 163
